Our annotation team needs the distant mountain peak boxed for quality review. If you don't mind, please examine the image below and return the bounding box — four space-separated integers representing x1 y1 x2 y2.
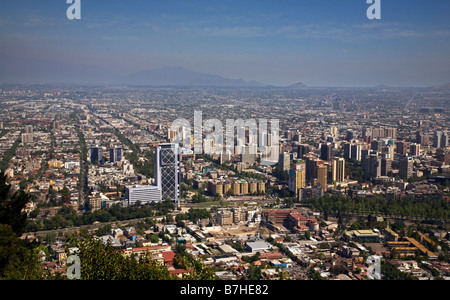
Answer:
286 82 307 89
124 67 267 87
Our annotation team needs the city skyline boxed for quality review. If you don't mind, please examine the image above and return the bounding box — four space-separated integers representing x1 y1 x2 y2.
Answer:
0 78 449 282
1 1 450 284
0 0 450 87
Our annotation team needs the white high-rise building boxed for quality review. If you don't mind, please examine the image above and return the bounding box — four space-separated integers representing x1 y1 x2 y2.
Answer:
125 185 162 206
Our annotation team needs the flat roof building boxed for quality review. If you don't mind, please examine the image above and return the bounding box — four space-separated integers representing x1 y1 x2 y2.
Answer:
246 240 272 253
125 185 162 206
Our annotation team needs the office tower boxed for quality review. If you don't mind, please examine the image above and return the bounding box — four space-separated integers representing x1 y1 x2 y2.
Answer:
380 157 392 176
385 128 397 139
416 133 431 146
399 156 414 180
351 144 362 161
436 149 450 165
372 128 383 139
382 145 395 159
297 144 310 159
155 143 180 206
289 161 306 196
442 131 449 148
362 128 372 143
278 152 291 171
332 157 345 184
320 143 333 161
424 134 432 146
433 131 442 148
416 131 423 144
433 131 448 149
396 141 408 155
371 140 381 152
365 153 381 179
409 143 420 157
316 164 328 192
306 157 322 181
90 145 103 164
289 169 306 196
109 147 123 163
293 132 302 143
125 185 162 206
371 128 396 139
361 149 371 166
343 143 351 161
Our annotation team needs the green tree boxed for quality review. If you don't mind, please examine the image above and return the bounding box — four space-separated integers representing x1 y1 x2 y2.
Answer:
0 172 43 279
187 208 211 223
77 236 173 280
308 266 327 280
381 261 418 280
146 234 159 244
247 262 262 280
173 253 216 280
242 252 261 263
304 231 311 240
0 224 42 280
0 173 30 236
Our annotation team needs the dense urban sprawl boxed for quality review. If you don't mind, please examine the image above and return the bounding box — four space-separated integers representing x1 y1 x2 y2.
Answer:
0 84 449 280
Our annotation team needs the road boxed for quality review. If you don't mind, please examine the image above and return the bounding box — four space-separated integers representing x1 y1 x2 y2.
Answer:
24 214 168 238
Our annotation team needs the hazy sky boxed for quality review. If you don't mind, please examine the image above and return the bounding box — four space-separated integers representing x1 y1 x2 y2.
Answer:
1 0 450 87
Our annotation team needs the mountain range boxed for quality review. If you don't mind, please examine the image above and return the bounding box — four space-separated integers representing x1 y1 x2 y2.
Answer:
123 67 268 87
0 54 281 87
0 53 448 89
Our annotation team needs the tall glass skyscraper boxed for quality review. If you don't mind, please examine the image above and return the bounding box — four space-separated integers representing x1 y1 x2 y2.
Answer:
109 147 123 163
155 143 181 207
90 145 102 164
